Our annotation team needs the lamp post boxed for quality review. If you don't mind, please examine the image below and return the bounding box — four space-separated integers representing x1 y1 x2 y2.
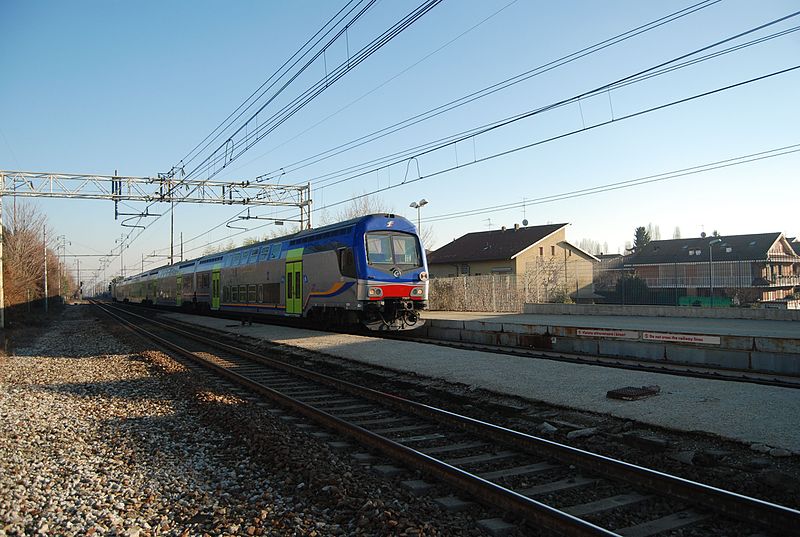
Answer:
709 237 723 307
409 199 428 230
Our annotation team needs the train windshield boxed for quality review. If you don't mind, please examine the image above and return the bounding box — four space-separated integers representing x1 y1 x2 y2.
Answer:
366 232 421 267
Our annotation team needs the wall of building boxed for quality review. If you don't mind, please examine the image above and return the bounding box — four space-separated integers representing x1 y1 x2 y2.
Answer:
514 229 595 299
428 259 515 278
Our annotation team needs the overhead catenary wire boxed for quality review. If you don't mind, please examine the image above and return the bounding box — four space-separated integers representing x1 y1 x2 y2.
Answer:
307 23 800 188
422 144 800 223
118 6 799 265
312 64 800 214
248 0 723 183
185 0 444 181
306 12 800 192
140 142 800 267
162 1 728 253
112 0 443 259
175 0 372 172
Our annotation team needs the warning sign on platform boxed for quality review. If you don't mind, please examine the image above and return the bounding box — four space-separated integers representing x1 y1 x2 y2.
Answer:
642 332 721 345
577 328 638 339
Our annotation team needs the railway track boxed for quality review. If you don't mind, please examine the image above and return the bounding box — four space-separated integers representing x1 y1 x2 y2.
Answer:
112 301 800 390
94 301 800 536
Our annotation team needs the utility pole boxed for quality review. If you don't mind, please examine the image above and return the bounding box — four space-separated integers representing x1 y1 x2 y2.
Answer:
117 234 125 278
0 195 4 329
170 198 174 265
77 259 81 300
180 232 183 262
43 228 48 313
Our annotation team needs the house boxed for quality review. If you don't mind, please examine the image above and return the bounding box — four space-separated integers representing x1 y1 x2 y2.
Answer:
426 223 598 300
624 232 800 303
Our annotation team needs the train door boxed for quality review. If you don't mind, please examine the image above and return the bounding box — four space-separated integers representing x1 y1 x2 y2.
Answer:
211 269 220 310
176 275 183 307
285 261 303 315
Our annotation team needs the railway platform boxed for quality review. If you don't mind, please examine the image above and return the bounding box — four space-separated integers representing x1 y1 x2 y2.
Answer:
417 310 800 375
161 312 800 453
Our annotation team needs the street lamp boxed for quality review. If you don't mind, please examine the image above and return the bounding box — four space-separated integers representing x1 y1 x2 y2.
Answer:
409 199 428 230
709 237 723 307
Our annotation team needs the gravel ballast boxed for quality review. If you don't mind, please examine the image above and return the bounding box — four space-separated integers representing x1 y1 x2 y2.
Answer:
0 305 489 536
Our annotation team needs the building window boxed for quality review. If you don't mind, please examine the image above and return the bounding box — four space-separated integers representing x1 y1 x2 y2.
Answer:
551 245 555 256
539 247 543 256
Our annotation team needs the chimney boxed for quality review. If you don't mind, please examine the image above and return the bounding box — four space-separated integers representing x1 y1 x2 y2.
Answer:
514 223 520 231
501 226 506 232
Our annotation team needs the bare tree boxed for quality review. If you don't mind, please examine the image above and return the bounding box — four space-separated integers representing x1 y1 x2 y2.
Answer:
3 202 72 313
673 226 681 239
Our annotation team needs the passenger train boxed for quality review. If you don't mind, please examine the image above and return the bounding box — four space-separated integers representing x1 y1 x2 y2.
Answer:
112 214 428 330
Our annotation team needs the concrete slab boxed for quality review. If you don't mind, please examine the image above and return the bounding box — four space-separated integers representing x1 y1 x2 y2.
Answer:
424 311 799 339
477 518 516 537
372 464 404 477
434 496 474 512
162 312 800 452
401 479 435 495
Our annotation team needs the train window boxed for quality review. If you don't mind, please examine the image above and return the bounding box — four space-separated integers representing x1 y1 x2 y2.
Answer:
366 234 392 264
286 273 293 299
248 285 257 303
232 253 241 266
269 243 282 260
337 248 357 278
392 235 419 265
366 232 421 267
258 246 269 261
239 285 247 302
295 272 301 299
249 249 259 263
231 286 238 302
257 284 263 303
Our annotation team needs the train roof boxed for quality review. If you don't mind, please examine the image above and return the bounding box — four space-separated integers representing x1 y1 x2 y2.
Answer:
119 214 415 282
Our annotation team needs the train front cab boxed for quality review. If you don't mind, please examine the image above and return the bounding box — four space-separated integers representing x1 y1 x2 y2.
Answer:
356 216 428 330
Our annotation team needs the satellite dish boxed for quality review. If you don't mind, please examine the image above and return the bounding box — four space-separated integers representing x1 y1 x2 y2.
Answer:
522 219 528 226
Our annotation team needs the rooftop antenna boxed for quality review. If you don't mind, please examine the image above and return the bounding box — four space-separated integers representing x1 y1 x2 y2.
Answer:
484 218 493 229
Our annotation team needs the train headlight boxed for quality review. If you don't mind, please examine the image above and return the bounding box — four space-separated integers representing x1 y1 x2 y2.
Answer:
368 287 383 297
418 271 429 281
411 287 425 297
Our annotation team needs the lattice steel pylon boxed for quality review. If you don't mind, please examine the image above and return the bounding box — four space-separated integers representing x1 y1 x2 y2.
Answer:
0 169 313 328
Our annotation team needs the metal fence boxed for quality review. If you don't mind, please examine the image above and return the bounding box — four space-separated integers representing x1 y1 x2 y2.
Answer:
428 258 800 312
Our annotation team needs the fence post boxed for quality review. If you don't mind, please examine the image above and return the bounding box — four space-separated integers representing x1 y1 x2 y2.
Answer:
674 263 678 306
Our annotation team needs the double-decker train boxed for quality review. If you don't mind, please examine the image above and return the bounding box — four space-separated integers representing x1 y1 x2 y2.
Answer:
112 214 428 330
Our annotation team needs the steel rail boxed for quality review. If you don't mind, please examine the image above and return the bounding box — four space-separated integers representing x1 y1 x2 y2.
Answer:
95 301 617 536
96 301 800 535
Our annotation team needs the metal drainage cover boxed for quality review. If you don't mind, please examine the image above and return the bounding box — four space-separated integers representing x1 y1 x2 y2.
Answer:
607 385 661 401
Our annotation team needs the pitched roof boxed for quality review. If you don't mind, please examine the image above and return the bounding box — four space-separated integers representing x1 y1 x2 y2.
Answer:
427 223 567 264
559 240 600 262
625 232 788 265
790 239 800 256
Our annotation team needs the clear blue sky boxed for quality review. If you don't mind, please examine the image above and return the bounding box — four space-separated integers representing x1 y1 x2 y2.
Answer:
1 0 799 283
